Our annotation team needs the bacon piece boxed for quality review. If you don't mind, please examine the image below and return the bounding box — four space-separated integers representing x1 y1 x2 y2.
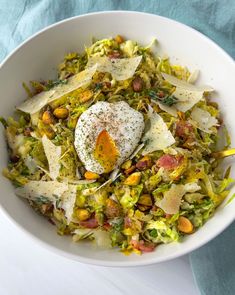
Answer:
130 240 156 253
105 199 121 218
175 120 193 139
80 218 99 228
157 154 183 170
103 222 112 231
124 216 132 228
108 51 122 59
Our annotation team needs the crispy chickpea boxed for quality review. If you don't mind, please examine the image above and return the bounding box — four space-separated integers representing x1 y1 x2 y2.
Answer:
76 209 91 221
53 107 69 119
42 110 55 125
121 160 132 170
177 216 194 234
137 194 152 212
138 194 152 207
124 172 141 186
84 171 100 180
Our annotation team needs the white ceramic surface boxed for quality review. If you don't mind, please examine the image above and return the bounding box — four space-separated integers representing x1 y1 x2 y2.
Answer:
0 213 199 295
0 11 235 267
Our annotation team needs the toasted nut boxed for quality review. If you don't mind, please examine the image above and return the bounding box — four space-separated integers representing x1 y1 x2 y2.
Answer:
124 165 136 175
124 172 141 186
53 107 69 119
132 77 143 92
42 110 55 125
115 35 124 44
105 199 121 218
121 160 132 170
79 90 93 103
76 209 91 221
136 156 152 170
177 216 193 233
84 171 100 180
138 194 152 207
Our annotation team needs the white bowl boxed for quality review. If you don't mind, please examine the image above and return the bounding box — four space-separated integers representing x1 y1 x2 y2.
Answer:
0 11 235 267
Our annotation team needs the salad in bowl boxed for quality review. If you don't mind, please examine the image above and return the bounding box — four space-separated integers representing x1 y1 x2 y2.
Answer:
1 35 233 254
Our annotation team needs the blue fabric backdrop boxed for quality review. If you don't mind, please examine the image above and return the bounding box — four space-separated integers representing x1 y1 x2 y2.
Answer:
0 1 235 294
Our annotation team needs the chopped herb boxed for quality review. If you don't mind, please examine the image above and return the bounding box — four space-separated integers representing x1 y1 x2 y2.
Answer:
149 229 158 238
94 83 103 91
148 90 158 99
46 79 68 90
148 90 178 106
35 195 51 205
161 95 178 106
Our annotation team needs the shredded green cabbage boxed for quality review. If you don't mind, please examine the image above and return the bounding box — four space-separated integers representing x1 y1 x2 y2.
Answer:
1 35 233 254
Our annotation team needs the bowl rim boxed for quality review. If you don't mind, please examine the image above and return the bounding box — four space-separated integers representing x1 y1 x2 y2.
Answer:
0 10 235 267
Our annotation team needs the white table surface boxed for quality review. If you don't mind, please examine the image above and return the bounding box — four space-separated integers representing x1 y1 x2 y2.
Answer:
0 211 199 295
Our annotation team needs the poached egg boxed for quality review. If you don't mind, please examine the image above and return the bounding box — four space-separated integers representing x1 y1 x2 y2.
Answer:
74 101 144 174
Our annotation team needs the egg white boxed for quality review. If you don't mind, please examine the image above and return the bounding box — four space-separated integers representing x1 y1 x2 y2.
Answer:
74 101 144 174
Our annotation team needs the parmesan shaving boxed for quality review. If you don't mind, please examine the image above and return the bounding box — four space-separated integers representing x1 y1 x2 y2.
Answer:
93 230 111 248
42 135 61 180
15 180 78 224
86 56 142 81
17 65 97 114
95 179 112 192
151 99 177 117
15 181 68 203
109 168 120 181
67 179 96 185
157 182 201 214
191 107 218 133
142 112 175 155
187 69 200 84
130 143 145 159
173 88 202 102
174 90 204 112
60 185 77 224
157 184 185 214
161 72 214 92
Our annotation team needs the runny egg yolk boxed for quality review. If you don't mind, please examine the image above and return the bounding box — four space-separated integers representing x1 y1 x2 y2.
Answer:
93 130 120 173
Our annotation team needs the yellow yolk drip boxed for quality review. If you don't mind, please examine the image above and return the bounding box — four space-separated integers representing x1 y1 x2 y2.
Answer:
93 130 120 173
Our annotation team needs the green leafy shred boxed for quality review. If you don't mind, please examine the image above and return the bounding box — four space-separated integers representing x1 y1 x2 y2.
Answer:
1 35 233 254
